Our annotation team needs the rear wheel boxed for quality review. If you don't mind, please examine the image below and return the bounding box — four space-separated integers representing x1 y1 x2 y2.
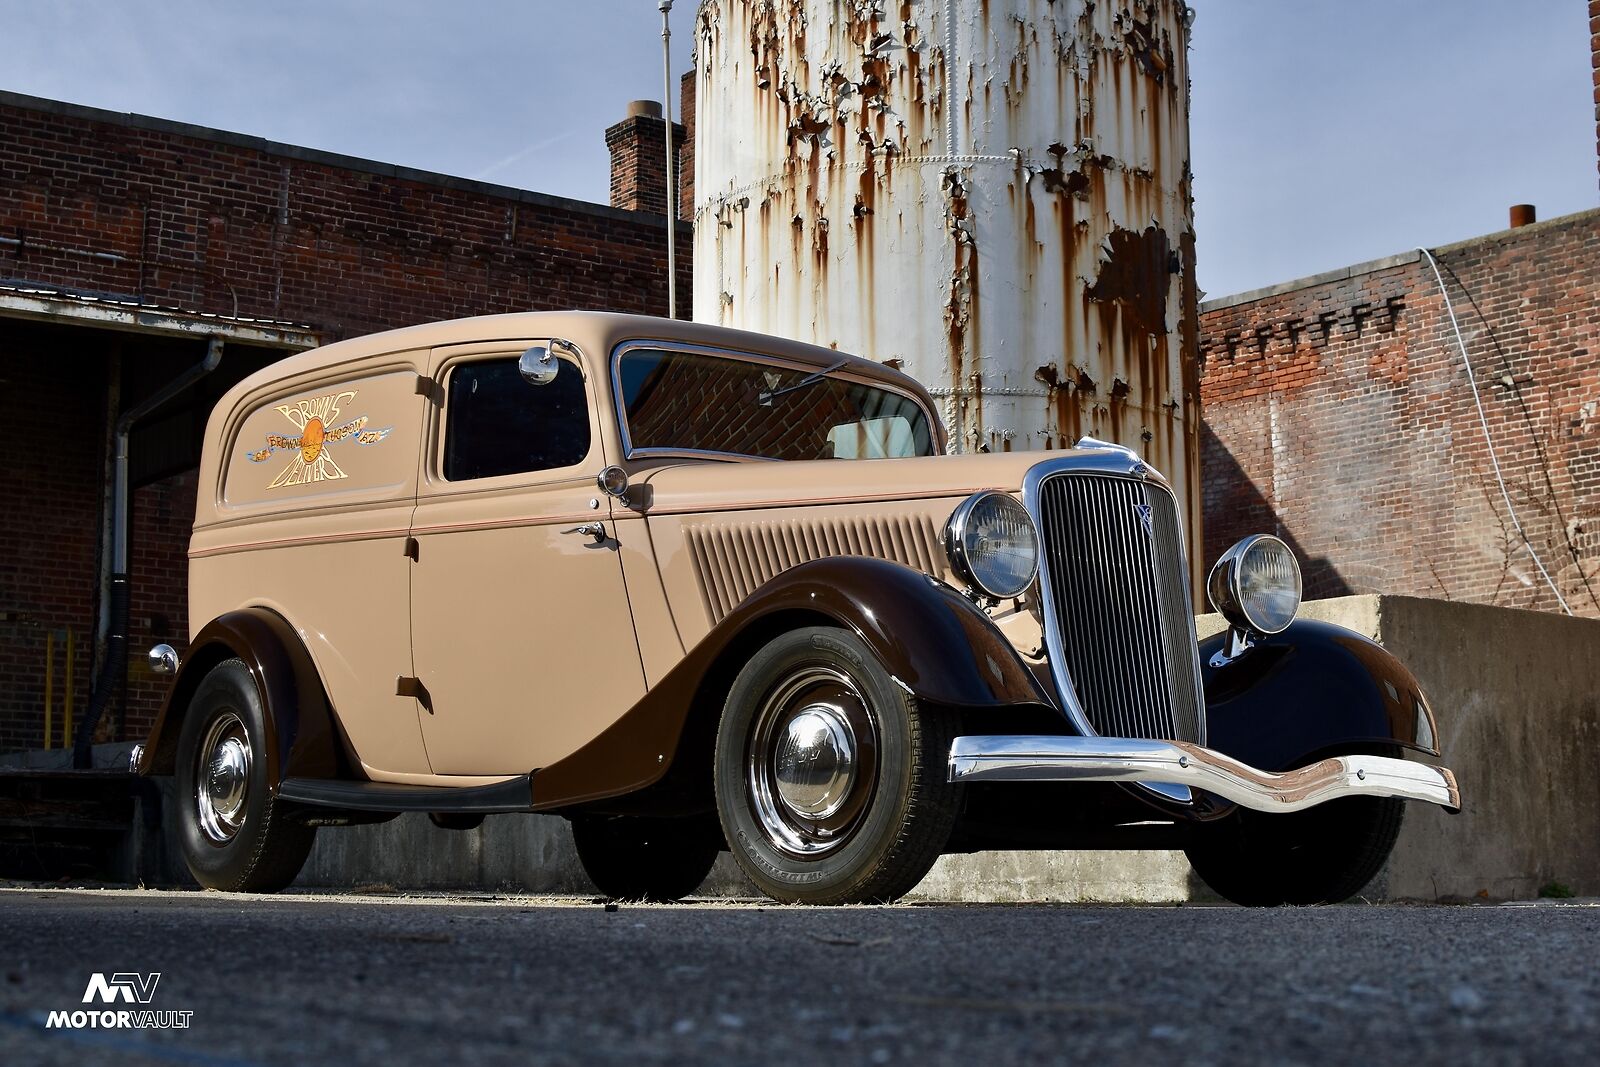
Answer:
714 626 961 904
571 816 721 902
175 659 316 892
1184 794 1405 906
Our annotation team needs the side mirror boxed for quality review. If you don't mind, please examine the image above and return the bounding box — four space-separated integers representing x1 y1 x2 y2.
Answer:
518 345 559 386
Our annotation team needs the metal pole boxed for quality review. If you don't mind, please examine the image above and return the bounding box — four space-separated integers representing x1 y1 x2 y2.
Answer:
660 0 676 319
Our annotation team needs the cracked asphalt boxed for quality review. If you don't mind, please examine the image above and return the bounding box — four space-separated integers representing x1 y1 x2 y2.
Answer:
1 886 1596 1066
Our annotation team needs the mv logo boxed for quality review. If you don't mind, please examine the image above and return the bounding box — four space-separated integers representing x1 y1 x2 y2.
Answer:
83 972 161 1004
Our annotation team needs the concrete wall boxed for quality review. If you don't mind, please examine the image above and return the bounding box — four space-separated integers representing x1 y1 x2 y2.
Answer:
297 594 1600 903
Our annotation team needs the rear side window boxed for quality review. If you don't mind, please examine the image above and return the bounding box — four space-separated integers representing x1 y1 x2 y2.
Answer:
443 358 590 481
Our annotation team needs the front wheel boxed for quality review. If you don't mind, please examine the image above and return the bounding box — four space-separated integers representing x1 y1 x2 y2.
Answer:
174 659 316 892
1184 794 1405 906
714 626 961 904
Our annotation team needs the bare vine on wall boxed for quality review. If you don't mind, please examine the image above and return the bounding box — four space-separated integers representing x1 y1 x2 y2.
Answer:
1437 254 1600 615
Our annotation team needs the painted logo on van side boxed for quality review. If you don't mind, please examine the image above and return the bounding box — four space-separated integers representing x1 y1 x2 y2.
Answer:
245 389 392 489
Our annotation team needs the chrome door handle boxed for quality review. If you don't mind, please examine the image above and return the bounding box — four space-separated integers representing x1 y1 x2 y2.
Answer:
562 522 607 544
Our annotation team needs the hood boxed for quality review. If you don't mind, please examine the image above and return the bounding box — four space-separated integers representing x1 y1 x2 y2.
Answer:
630 449 1069 516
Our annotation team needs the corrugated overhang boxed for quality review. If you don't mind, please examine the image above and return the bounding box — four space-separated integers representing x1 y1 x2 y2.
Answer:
0 282 320 350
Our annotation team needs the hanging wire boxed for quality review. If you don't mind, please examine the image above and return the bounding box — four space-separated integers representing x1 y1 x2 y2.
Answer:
1415 246 1573 616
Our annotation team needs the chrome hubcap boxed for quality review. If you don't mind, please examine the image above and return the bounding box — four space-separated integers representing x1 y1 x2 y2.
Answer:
774 705 857 819
748 665 878 857
196 712 251 844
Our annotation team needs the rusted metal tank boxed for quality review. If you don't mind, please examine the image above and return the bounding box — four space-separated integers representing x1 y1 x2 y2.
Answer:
692 0 1202 555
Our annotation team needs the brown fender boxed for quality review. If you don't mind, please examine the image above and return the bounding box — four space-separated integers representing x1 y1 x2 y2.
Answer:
136 608 359 784
531 556 1055 811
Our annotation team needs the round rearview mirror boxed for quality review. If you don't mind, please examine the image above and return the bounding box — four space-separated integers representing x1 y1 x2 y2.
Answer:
518 345 559 386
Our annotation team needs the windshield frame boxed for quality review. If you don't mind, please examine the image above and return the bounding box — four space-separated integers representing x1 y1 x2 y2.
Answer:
608 339 942 463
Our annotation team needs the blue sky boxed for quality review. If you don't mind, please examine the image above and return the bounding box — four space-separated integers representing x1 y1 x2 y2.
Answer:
3 1 1594 299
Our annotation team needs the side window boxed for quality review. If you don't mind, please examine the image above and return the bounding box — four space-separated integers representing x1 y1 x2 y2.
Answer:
443 357 591 481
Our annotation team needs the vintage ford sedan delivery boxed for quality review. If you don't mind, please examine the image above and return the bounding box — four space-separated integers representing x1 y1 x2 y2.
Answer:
135 311 1459 904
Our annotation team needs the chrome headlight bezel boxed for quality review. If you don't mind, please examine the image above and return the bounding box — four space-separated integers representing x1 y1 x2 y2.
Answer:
1206 533 1303 635
945 490 1040 600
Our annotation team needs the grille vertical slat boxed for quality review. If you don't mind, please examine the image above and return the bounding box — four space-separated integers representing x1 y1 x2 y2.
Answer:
1037 473 1205 744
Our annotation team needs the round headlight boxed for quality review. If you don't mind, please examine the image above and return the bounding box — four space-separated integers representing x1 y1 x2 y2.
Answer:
946 491 1039 600
1207 534 1302 634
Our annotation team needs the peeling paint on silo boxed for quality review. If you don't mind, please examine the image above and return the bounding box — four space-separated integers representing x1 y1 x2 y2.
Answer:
693 0 1202 560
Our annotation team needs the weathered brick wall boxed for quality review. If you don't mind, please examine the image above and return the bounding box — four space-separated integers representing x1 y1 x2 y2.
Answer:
0 325 105 753
1199 209 1600 617
681 71 697 222
0 92 691 751
0 93 691 343
1592 0 1599 189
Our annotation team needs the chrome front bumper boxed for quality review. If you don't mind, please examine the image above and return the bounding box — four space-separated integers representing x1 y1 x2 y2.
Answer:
948 735 1461 814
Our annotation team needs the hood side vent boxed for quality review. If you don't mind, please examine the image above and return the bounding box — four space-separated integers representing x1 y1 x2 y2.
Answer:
686 515 944 622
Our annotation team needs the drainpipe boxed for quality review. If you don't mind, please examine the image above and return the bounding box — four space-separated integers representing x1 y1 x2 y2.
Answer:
75 338 223 768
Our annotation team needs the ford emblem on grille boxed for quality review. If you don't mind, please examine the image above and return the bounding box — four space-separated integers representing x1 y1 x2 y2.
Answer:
1133 501 1154 536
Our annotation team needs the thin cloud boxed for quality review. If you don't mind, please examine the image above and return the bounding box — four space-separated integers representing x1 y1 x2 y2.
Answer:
474 129 582 182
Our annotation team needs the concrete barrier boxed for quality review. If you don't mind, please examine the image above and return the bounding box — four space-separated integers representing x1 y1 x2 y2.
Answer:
289 594 1595 901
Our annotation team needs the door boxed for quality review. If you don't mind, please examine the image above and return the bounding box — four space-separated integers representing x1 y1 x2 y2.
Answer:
408 341 647 776
207 359 432 778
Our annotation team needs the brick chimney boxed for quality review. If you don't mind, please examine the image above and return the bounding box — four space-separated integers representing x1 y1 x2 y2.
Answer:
606 100 686 219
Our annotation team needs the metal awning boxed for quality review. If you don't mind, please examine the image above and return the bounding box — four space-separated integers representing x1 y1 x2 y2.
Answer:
0 281 321 350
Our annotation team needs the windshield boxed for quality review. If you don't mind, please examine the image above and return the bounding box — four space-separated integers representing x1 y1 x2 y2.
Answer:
616 348 937 461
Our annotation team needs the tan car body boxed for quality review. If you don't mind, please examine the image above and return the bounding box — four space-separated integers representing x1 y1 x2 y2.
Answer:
138 310 1463 904
140 310 1459 858
161 312 1046 792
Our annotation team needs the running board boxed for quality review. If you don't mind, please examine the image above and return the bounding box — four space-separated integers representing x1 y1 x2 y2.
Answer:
948 735 1461 814
276 774 535 814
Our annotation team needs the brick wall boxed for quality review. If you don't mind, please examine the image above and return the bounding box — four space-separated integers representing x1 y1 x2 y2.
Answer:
0 92 691 343
1199 209 1600 618
0 323 106 753
1592 0 1599 189
0 92 692 751
681 71 697 222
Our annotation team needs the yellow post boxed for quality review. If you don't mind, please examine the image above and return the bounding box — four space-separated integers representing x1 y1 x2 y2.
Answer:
64 628 75 750
43 630 55 750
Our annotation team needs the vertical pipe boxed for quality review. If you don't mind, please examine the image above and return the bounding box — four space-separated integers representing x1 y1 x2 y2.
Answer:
44 631 55 751
77 338 223 767
660 0 677 318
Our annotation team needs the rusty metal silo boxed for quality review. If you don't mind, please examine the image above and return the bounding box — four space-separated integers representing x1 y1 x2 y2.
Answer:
692 0 1202 551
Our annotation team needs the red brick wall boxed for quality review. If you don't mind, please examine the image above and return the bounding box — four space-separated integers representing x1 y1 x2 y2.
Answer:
0 92 692 752
0 93 691 342
0 325 106 753
122 473 198 739
681 71 697 222
1592 0 1599 189
1199 210 1600 617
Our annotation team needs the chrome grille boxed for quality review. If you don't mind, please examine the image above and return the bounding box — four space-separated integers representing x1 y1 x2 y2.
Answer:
1035 473 1205 743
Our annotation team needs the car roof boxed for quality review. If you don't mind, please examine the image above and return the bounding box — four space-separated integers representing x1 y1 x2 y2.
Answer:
232 311 935 406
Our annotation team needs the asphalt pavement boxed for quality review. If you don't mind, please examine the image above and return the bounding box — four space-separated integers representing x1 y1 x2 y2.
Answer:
1 886 1596 1066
